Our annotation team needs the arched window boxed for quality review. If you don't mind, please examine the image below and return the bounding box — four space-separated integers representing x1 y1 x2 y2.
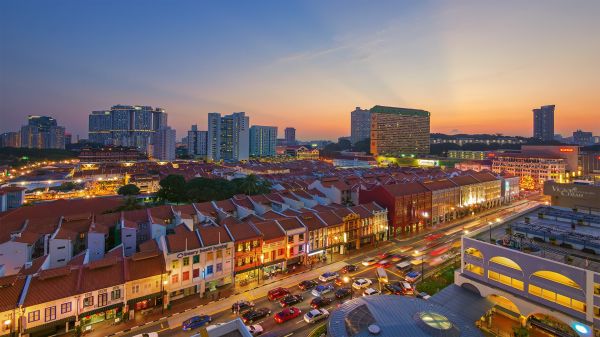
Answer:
530 270 582 290
489 256 522 271
465 247 483 259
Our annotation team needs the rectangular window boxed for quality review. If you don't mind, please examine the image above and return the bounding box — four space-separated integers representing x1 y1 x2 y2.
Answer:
245 242 251 251
542 289 556 302
171 274 178 284
182 271 190 281
61 302 72 314
45 306 56 322
83 296 94 307
299 233 304 241
288 235 294 243
595 283 600 296
226 248 232 256
172 260 179 269
253 240 259 248
206 265 214 275
111 289 121 300
207 252 214 261
237 244 243 252
28 311 40 323
193 255 200 264
594 306 600 318
556 294 571 307
193 268 200 278
98 293 108 307
528 284 542 297
216 250 223 259
278 248 284 256
216 263 222 272
571 299 586 312
183 257 189 266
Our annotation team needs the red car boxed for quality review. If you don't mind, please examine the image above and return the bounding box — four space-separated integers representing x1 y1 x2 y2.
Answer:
267 287 291 301
334 277 345 287
274 307 301 323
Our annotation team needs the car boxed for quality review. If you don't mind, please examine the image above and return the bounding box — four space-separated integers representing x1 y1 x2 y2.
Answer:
361 257 377 266
132 333 158 337
267 287 291 301
182 315 212 331
341 264 358 273
311 284 335 297
231 300 255 313
319 271 339 282
390 254 408 262
274 307 301 323
304 308 330 323
242 308 272 324
351 278 372 290
334 277 345 287
335 287 352 299
383 283 403 295
376 259 392 268
377 252 391 259
279 294 303 307
298 280 318 290
398 281 414 295
362 288 380 296
310 296 332 309
417 292 431 300
247 324 264 336
405 271 421 283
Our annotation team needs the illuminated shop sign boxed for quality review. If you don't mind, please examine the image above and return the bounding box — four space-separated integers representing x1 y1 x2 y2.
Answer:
559 148 574 152
417 159 439 167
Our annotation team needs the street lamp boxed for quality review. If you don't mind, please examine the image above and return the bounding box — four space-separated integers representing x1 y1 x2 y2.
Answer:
258 254 264 285
414 250 425 283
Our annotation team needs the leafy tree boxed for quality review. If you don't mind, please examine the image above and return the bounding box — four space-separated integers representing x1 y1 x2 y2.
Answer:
520 175 536 190
157 174 187 203
117 184 141 196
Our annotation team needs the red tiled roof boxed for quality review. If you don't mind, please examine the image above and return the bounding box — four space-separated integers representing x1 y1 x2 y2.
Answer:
253 220 285 242
224 222 260 241
276 217 305 231
197 226 232 246
165 227 201 253
296 212 327 231
80 257 124 293
421 179 458 191
0 274 26 312
24 266 80 306
125 251 165 281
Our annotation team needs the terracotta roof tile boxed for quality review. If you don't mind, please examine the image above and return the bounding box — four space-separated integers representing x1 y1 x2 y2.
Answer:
0 274 26 312
253 220 285 241
197 226 232 246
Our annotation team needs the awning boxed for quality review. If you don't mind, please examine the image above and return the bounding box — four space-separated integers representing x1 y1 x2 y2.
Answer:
127 291 164 305
263 258 286 267
24 316 75 334
79 302 123 318
234 264 261 275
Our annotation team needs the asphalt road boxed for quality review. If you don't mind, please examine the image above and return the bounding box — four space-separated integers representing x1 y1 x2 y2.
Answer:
124 199 540 337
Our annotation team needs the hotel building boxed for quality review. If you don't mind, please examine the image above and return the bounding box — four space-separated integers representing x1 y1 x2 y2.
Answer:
370 105 431 157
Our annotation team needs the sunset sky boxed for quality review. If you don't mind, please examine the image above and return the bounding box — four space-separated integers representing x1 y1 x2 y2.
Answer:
1 0 599 141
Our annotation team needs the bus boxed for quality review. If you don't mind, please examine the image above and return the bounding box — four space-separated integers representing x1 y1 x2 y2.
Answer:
376 267 388 283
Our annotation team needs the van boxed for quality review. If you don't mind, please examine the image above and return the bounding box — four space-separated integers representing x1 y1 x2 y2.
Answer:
395 261 412 272
376 267 388 283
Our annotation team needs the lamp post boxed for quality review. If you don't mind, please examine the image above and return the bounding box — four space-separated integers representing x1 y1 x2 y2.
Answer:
259 254 264 285
161 278 168 314
415 250 425 283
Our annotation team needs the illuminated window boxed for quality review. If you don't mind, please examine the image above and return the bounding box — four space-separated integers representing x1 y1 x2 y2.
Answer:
528 285 586 312
594 306 600 318
465 263 484 275
465 248 484 259
531 270 581 289
489 256 522 271
594 283 600 295
488 270 524 290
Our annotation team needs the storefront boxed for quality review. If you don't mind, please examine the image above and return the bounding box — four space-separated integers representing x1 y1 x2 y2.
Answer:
261 259 286 278
126 292 163 318
79 303 123 329
24 317 76 337
169 285 198 301
234 265 260 285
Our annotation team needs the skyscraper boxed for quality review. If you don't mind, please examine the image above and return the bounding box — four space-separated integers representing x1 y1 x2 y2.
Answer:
573 130 593 146
20 115 65 149
250 126 277 157
533 105 555 142
370 105 430 156
207 112 250 161
284 127 296 146
350 107 371 144
151 126 176 161
87 105 168 150
187 125 208 158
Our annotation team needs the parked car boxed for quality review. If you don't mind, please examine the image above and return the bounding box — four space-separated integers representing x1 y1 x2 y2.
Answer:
361 257 377 266
319 271 339 282
298 280 318 290
267 287 291 301
417 292 431 300
362 288 380 296
182 315 212 331
242 308 272 324
312 284 335 297
303 308 330 323
383 283 403 295
310 296 332 309
247 324 264 336
398 281 414 295
351 278 372 290
334 277 345 287
231 300 255 313
274 307 301 323
341 264 358 273
335 287 352 299
405 271 421 283
279 294 303 307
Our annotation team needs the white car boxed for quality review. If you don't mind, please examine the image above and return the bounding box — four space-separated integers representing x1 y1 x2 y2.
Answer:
362 288 380 296
247 324 264 336
351 278 372 290
304 308 330 323
318 272 339 282
132 333 158 337
362 257 377 266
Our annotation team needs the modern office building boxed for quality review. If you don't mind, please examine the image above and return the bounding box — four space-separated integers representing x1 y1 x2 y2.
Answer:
284 127 296 146
457 205 600 336
151 127 176 161
207 112 250 161
249 125 277 157
350 107 371 144
187 125 208 158
88 105 168 151
533 105 555 142
573 130 594 146
20 115 65 149
370 105 430 157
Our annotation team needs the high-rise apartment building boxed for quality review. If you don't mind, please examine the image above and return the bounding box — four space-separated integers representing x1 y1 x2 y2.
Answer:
88 105 168 151
20 115 65 149
249 125 277 157
207 112 250 161
350 107 371 144
284 127 296 146
187 125 208 158
151 127 176 161
0 132 20 148
533 105 555 142
369 105 430 156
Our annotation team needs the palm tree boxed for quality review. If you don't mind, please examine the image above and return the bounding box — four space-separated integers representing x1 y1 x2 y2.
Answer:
239 174 261 195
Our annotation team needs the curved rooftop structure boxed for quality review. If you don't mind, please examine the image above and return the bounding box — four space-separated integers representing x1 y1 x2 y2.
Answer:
328 295 483 337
